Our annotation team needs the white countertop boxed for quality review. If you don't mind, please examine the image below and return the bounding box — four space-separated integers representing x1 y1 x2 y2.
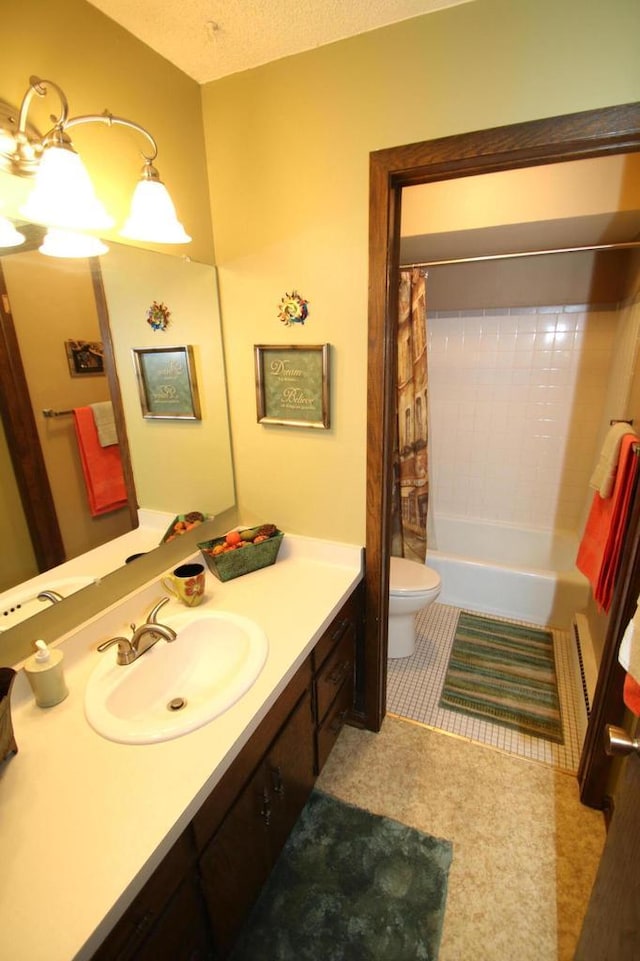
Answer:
0 534 363 961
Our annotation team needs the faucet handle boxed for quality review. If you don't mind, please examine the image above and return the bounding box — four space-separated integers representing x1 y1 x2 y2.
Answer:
97 636 136 665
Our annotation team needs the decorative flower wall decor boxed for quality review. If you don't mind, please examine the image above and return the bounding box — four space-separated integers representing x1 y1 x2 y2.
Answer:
146 301 171 331
278 290 309 326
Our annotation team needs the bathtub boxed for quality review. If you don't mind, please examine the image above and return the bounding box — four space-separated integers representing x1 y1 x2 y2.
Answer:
426 515 590 629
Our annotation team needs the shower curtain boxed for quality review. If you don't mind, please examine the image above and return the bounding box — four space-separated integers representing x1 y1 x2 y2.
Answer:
391 269 429 562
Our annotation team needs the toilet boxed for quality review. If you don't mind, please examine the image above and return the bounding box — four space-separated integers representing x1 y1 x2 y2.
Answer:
388 556 441 658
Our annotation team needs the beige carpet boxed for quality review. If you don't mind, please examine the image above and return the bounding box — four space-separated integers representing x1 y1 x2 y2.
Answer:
316 715 605 961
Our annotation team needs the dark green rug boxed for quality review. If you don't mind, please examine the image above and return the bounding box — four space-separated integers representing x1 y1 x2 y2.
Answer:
440 611 563 743
229 789 453 961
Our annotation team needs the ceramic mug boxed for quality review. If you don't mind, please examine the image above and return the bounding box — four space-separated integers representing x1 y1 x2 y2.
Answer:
162 563 206 607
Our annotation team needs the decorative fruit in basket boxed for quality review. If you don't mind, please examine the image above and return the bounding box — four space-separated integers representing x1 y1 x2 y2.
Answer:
203 524 279 556
163 511 206 542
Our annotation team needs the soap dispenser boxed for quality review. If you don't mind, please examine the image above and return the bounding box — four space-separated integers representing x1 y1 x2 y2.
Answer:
24 640 68 708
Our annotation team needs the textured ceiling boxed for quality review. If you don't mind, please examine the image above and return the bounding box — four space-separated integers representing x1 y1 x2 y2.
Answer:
86 0 473 84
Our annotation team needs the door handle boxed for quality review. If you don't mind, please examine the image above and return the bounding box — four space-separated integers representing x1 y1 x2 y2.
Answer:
605 724 640 756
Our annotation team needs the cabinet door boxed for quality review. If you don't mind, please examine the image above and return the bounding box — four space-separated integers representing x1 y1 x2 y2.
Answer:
198 762 272 958
265 688 315 857
133 874 211 961
90 830 197 961
199 690 315 958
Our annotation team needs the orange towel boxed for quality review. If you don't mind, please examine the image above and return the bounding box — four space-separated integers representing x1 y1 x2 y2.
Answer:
73 407 128 517
576 433 639 612
623 673 640 716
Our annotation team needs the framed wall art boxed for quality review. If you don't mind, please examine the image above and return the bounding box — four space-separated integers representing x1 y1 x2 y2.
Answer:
254 344 330 429
65 339 104 376
132 345 201 420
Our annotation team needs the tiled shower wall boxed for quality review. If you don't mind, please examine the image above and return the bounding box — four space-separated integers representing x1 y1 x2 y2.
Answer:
427 306 619 533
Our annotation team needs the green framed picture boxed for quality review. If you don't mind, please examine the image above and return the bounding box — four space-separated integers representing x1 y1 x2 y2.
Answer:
254 344 330 429
132 345 201 420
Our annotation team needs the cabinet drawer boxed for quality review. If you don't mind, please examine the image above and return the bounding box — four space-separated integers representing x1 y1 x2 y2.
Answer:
316 673 353 773
90 829 196 961
130 874 211 961
312 590 358 672
315 622 355 725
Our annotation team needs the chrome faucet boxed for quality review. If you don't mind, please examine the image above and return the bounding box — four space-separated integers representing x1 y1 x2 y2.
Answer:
37 590 64 605
97 597 177 666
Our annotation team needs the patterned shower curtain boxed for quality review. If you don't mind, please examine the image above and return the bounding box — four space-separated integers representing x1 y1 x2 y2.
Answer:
390 269 429 562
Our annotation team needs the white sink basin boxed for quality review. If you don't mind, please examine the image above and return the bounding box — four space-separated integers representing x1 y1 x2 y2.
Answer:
84 610 269 744
0 575 97 630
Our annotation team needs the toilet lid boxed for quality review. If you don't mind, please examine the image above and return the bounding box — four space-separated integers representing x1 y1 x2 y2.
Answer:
389 556 441 594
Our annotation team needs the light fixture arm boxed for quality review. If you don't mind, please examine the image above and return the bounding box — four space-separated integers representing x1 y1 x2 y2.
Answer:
9 75 159 172
64 113 159 165
18 76 69 135
1 74 191 245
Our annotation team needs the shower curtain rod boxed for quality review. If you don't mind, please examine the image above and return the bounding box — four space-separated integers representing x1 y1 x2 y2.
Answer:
399 239 640 270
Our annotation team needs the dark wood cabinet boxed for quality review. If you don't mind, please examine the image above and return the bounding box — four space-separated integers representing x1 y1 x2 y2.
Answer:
198 687 315 957
131 875 211 961
312 590 358 773
89 585 362 961
90 830 210 961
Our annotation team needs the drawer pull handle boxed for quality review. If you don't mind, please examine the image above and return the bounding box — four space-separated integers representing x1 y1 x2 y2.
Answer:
329 709 348 734
330 619 350 644
260 788 272 826
270 765 285 798
327 659 351 686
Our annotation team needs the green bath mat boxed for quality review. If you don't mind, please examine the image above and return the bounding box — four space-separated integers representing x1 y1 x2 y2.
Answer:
229 789 452 961
440 611 563 743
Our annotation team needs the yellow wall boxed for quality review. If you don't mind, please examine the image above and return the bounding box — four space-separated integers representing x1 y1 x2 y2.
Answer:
100 246 235 517
2 0 214 264
402 155 640 238
4 0 640 548
202 0 640 544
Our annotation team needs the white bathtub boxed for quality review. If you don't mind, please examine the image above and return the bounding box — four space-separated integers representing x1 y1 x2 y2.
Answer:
426 515 590 629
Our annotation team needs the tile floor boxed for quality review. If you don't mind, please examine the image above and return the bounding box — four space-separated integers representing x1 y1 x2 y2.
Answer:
387 602 588 772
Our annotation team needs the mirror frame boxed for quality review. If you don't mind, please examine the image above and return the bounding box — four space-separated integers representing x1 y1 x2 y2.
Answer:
0 243 138 579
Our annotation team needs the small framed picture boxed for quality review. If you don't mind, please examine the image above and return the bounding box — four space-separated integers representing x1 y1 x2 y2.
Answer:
65 339 104 376
132 345 201 420
254 344 330 429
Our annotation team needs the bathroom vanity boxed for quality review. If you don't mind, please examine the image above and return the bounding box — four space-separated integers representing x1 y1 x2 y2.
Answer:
0 534 363 961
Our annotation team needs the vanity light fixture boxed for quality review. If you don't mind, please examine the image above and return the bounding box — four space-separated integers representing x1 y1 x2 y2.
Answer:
0 76 191 246
39 228 109 259
0 215 25 248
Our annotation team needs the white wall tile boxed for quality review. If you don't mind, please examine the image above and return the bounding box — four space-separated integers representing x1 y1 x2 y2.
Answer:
427 306 618 532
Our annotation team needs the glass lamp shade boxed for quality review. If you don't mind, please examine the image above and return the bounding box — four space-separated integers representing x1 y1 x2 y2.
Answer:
0 216 26 248
39 228 109 259
21 142 114 231
120 178 191 243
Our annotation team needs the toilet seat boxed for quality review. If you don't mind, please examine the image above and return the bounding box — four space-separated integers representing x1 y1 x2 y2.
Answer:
389 556 441 595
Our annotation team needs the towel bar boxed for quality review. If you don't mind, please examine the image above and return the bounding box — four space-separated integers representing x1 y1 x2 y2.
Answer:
42 408 74 418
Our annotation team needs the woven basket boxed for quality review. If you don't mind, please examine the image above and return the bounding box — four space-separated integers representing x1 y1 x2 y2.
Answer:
198 529 284 582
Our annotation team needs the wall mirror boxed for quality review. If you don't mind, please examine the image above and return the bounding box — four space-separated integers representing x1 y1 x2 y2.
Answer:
0 225 235 664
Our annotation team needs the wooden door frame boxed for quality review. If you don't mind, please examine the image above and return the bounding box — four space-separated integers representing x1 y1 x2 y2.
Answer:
364 102 640 805
0 260 65 572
